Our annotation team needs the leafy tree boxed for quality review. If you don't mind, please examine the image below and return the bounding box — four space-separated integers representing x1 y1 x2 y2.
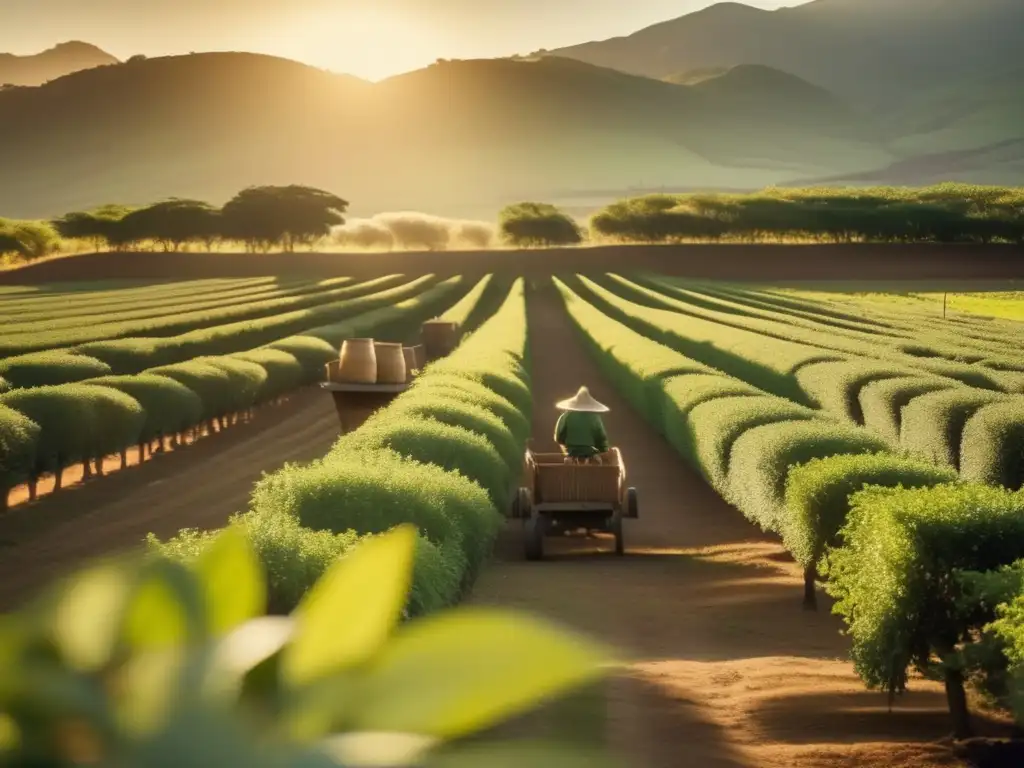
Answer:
0 219 60 260
52 204 134 251
221 185 348 253
117 198 220 251
499 202 583 247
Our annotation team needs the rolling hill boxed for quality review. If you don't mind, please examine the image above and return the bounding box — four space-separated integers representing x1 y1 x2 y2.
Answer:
0 42 118 86
550 0 1024 109
0 52 890 221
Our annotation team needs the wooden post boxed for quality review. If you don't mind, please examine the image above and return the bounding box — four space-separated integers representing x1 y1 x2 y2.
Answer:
943 292 948 319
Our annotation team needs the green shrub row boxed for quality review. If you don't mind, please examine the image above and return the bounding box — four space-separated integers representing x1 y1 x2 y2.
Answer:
0 276 434 387
643 277 1024 385
0 276 273 319
0 276 346 333
0 278 465 507
0 383 146 497
0 275 404 357
623 275 1017 390
604 279 1024 476
571 275 840 405
154 279 530 616
554 279 948 607
437 274 515 336
0 350 114 389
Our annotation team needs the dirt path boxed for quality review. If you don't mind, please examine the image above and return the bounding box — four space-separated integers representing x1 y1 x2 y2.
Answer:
0 387 340 610
469 281 983 768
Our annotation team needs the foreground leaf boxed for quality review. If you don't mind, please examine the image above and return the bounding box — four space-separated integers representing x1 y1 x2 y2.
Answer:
424 741 621 768
194 526 265 635
283 526 416 688
348 608 616 738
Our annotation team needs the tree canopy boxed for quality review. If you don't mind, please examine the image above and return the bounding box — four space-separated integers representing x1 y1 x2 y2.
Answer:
499 202 583 247
221 186 349 252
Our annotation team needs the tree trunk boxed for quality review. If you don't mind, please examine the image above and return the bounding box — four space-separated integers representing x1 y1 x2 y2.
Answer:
95 457 105 478
82 459 92 480
943 664 973 739
803 566 818 611
55 467 64 491
28 477 38 502
139 442 146 462
120 450 128 470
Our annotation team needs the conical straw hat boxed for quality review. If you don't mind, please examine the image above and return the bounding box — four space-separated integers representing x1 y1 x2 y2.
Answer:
556 386 610 413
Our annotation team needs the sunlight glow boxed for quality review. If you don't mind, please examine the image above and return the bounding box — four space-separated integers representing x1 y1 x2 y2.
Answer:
258 7 441 80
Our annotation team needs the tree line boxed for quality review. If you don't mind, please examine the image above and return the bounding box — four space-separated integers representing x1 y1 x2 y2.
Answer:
0 185 350 260
589 184 1024 244
3 183 1023 261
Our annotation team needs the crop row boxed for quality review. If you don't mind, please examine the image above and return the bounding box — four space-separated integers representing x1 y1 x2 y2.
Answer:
584 276 1024 489
0 276 275 319
558 277 1024 733
151 278 531 616
0 275 426 388
0 275 477 510
618 275 1021 385
0 275 412 357
0 276 354 335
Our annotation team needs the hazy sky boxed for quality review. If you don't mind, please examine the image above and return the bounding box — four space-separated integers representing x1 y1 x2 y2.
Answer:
0 0 801 80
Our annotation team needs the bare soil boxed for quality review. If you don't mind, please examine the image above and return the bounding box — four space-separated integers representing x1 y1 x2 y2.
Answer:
468 281 1011 767
2 245 1024 285
0 388 340 609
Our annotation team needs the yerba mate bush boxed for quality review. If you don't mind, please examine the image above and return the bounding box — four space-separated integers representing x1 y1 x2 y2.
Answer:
555 277 907 609
155 280 530 615
783 453 957 608
960 399 1024 489
0 525 618 767
0 383 145 494
825 483 1024 737
0 404 40 511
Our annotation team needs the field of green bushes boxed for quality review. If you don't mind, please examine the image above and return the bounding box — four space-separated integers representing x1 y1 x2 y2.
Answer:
5 269 1024 743
555 274 1024 735
0 273 515 508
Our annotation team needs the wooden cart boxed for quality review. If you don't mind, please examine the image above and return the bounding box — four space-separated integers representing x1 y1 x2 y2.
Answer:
319 382 408 434
510 448 638 560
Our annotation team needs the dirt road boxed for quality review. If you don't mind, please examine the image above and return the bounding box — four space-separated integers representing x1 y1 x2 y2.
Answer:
468 281 992 768
0 388 340 609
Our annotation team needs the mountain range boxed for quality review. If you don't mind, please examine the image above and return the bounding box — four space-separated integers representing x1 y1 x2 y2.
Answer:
0 41 117 87
1 0 1022 221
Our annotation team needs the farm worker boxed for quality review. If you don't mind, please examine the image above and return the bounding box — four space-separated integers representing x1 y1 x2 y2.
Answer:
554 386 610 464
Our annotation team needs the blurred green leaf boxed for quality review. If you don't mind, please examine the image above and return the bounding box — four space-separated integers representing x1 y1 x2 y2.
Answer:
46 560 134 671
283 526 416 689
348 608 615 739
214 617 294 678
424 740 621 768
195 526 266 635
123 559 207 650
321 731 439 767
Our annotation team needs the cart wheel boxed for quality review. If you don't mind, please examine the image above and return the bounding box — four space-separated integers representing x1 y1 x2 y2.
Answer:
512 486 532 520
626 487 639 519
524 514 545 561
610 510 625 556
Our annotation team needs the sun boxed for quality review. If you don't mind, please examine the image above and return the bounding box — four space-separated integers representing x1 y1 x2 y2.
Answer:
258 6 440 81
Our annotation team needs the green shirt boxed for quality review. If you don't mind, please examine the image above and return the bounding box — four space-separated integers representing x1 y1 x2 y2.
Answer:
554 411 609 458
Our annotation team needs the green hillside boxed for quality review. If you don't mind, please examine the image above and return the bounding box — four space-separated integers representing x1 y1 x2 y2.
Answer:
0 53 888 220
